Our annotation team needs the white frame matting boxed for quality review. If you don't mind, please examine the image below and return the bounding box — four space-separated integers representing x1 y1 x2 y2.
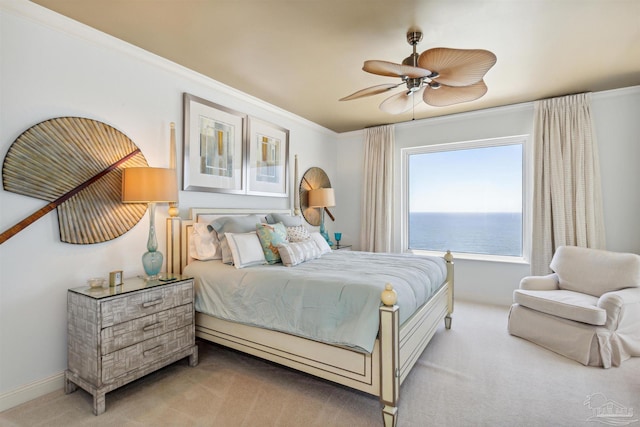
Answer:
166 208 454 427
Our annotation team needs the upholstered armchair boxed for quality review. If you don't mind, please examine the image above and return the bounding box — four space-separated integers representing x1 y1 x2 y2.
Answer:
508 246 640 368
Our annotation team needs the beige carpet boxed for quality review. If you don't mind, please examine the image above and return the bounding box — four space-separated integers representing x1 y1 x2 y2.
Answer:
2 301 638 426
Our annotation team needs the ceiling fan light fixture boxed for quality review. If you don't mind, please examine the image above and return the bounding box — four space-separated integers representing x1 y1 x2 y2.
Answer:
406 78 422 92
380 87 425 114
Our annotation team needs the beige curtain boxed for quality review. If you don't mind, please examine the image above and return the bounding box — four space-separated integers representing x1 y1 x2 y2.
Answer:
531 93 606 274
360 125 394 252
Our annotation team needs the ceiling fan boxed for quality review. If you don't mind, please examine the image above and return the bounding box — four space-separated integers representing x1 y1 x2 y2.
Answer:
339 30 497 114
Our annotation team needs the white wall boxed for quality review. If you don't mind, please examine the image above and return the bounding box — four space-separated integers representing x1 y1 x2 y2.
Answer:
591 89 640 253
0 2 336 404
335 87 640 306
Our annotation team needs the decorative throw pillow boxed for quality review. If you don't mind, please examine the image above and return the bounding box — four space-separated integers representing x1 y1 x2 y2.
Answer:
277 240 321 267
286 225 311 242
256 222 288 264
225 232 267 269
188 223 221 260
266 213 303 227
310 231 332 254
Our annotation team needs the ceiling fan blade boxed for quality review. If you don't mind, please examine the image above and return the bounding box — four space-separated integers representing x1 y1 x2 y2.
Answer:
418 48 497 87
423 80 488 107
339 83 401 101
363 60 432 79
379 87 425 114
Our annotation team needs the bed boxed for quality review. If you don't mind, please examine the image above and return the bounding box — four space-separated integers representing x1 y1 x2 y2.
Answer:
166 208 454 426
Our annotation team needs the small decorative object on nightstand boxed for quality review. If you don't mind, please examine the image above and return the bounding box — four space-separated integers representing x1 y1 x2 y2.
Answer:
108 270 122 287
333 244 352 251
65 274 198 415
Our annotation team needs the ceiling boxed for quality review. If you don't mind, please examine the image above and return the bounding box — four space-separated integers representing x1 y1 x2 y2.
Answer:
31 0 640 133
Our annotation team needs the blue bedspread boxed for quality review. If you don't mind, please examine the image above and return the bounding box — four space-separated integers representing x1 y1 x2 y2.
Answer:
184 251 447 353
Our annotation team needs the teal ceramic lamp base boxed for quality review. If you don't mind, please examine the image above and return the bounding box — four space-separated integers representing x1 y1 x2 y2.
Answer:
142 250 163 279
142 202 163 280
319 209 333 246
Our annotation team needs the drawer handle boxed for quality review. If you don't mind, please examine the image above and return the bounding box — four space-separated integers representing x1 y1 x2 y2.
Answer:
143 345 163 357
143 322 163 332
142 299 163 308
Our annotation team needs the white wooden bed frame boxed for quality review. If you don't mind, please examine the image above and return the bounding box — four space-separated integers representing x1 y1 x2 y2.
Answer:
166 208 454 427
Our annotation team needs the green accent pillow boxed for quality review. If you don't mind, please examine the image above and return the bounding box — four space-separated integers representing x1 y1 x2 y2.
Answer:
256 222 288 264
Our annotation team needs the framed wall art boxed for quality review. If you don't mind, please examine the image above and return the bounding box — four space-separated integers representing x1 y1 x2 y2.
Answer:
183 93 246 194
246 117 289 197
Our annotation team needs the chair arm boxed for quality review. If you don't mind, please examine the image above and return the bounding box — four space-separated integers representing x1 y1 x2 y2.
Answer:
598 287 640 330
519 273 559 290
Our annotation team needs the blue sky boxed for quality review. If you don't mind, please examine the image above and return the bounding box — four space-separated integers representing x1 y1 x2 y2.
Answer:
409 144 523 213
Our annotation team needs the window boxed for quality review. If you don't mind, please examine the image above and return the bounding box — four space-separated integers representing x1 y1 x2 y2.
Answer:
402 136 528 260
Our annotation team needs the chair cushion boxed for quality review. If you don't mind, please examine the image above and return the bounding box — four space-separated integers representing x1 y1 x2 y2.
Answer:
550 246 640 297
513 289 606 326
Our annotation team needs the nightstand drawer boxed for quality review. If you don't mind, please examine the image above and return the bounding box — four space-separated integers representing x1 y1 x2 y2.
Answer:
101 303 194 355
101 324 194 383
101 281 193 327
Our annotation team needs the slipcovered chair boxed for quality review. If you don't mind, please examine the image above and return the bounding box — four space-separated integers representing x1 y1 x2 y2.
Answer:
508 246 640 368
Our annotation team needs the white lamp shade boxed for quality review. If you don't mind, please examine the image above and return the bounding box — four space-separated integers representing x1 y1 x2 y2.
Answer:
308 187 335 208
122 167 178 203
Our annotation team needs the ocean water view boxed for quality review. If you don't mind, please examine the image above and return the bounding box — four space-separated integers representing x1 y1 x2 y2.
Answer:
409 212 522 257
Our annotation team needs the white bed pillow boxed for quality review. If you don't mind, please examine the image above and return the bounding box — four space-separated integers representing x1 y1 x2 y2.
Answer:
277 240 321 267
219 239 234 264
188 223 221 260
310 231 332 254
210 215 263 264
225 232 267 269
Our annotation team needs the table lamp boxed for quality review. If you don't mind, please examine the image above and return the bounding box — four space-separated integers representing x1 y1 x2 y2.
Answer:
308 187 335 246
122 167 178 279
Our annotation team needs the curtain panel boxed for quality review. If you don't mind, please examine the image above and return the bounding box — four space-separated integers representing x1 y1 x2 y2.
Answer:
360 125 394 252
531 93 606 274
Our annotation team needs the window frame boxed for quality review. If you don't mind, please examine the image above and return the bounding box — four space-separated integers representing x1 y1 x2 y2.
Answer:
400 135 531 264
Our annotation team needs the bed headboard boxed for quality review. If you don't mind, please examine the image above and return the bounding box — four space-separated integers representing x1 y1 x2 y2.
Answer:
166 208 293 275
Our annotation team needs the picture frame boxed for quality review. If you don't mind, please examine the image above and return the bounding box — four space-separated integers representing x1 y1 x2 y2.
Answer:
109 270 122 287
183 93 246 194
246 117 289 197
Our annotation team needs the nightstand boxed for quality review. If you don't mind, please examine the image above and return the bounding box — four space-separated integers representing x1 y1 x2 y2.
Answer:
333 245 352 251
65 274 198 415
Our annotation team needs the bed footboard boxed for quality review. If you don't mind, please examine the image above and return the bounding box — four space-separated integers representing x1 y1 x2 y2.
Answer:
378 251 454 427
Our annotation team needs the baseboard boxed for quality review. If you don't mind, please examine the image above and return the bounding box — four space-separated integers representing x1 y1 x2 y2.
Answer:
0 372 64 413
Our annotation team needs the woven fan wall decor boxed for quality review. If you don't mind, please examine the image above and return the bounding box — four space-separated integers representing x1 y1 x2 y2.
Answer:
299 167 334 226
1 117 149 244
